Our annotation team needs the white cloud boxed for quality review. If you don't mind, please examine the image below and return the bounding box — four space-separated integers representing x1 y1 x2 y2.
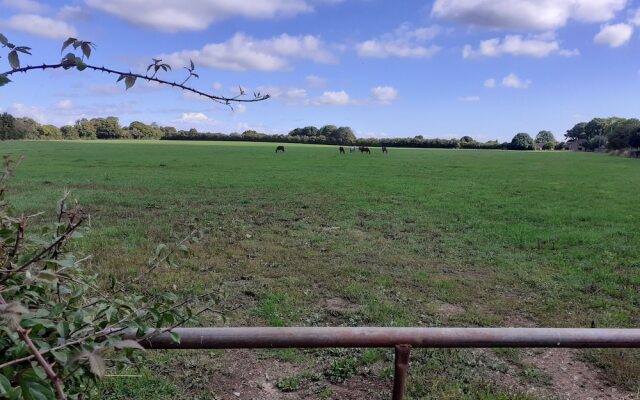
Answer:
631 8 640 25
160 33 336 72
56 99 73 110
305 74 327 87
180 112 211 122
57 5 91 21
1 14 77 39
458 95 480 102
212 82 223 91
502 73 531 89
86 0 316 32
463 35 579 58
356 23 441 58
254 85 308 104
9 103 48 122
432 0 627 30
1 0 47 13
594 23 634 47
484 78 496 88
371 86 399 104
315 90 351 106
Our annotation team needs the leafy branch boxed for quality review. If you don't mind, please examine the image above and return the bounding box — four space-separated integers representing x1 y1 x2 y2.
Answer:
0 34 270 107
0 157 224 399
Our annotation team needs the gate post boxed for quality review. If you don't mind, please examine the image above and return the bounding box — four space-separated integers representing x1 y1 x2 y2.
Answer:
392 344 412 400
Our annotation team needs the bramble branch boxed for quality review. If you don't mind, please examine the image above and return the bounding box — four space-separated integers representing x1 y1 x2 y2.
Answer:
1 63 269 105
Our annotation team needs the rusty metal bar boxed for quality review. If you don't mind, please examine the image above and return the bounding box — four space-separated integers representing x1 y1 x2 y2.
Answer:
134 327 640 349
392 345 411 400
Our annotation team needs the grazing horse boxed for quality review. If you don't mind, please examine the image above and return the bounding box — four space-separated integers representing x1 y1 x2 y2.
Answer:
382 146 388 154
275 146 285 153
361 146 371 154
350 146 356 153
339 146 345 154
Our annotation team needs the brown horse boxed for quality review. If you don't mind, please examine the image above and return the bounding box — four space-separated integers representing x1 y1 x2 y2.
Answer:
361 146 371 154
382 146 388 154
275 146 285 153
339 146 345 154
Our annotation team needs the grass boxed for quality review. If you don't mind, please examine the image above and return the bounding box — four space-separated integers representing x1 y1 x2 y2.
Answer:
3 140 640 398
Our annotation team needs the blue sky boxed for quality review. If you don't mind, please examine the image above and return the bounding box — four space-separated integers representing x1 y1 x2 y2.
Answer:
1 0 639 142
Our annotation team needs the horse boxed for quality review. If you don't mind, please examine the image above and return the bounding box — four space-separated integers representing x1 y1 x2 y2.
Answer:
350 146 356 153
361 146 371 154
339 146 345 154
382 146 388 154
275 146 285 153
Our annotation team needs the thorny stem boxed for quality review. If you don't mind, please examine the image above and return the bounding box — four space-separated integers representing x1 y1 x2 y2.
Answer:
0 294 65 399
0 217 85 285
2 63 270 106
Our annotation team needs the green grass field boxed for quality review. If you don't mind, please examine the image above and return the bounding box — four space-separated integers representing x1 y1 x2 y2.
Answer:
3 140 640 399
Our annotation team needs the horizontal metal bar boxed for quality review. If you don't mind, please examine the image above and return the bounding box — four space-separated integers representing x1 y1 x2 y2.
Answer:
132 328 640 349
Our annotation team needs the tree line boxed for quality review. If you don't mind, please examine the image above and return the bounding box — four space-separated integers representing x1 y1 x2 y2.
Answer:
2 111 639 152
565 117 640 150
0 113 176 140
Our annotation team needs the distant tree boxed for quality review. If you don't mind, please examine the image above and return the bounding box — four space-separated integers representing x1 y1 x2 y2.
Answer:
535 130 556 148
289 126 319 137
585 135 608 151
510 132 534 150
161 126 177 137
0 112 17 140
414 135 424 140
565 122 587 141
460 136 475 143
60 125 79 139
74 118 96 139
319 125 338 139
334 126 356 144
94 116 122 139
36 124 62 139
607 118 640 149
14 117 39 139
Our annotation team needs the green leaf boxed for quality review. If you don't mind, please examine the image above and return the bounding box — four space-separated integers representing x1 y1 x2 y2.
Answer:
177 244 189 254
51 350 68 364
0 33 8 46
155 243 167 257
81 42 91 58
35 270 57 283
169 331 181 344
19 371 54 400
8 50 19 69
15 46 31 55
116 74 126 83
124 75 136 90
76 60 87 71
61 37 76 53
0 374 11 395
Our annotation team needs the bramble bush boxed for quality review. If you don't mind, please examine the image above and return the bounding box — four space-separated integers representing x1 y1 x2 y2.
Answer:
0 156 219 399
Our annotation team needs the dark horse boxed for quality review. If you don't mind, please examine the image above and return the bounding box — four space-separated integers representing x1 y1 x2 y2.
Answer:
382 146 388 154
339 146 345 154
275 146 285 153
359 146 371 154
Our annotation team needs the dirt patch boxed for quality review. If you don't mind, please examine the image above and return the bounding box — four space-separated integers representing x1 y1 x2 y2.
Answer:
204 350 302 399
174 349 389 400
431 301 465 319
491 349 638 399
325 297 360 314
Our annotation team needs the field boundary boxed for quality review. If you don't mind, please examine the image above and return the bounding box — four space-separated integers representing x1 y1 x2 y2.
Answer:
129 327 640 400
